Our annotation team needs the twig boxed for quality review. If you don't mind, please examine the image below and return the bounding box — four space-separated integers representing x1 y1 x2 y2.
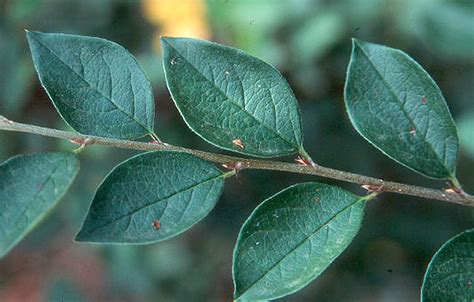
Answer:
0 119 473 207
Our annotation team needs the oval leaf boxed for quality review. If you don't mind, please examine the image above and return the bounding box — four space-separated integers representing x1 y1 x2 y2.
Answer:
76 151 226 244
161 37 303 158
27 31 155 139
422 229 474 301
0 152 79 258
233 182 366 301
344 39 458 178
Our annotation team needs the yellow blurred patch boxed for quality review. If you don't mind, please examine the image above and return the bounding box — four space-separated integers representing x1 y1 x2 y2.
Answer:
142 0 211 52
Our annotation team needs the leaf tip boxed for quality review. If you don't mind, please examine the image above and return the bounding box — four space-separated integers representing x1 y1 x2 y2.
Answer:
74 228 110 244
351 38 366 49
25 30 34 40
25 30 44 46
25 29 41 38
160 36 179 53
74 224 93 243
161 36 194 50
74 230 87 242
160 36 178 46
232 290 244 301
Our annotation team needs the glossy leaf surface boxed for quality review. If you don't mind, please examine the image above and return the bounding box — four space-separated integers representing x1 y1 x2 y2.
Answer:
27 31 155 139
162 37 303 158
344 39 458 178
0 152 79 258
76 151 225 244
233 182 366 301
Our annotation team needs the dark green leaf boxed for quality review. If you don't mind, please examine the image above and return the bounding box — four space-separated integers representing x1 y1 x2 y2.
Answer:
76 151 226 244
422 229 474 302
27 31 155 139
344 39 458 178
0 152 79 258
161 37 303 158
233 182 366 301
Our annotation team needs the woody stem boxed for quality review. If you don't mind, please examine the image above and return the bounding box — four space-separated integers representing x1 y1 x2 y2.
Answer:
0 118 473 207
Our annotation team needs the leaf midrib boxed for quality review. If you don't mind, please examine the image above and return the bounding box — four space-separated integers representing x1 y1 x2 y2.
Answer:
164 40 299 151
82 171 224 235
236 197 363 299
354 42 451 176
31 34 153 135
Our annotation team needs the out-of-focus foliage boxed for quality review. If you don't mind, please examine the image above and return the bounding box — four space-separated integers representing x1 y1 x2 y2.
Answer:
458 112 474 160
410 1 474 60
0 0 472 301
143 0 210 51
47 278 85 302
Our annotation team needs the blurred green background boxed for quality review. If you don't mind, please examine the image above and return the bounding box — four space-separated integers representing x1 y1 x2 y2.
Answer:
0 0 473 301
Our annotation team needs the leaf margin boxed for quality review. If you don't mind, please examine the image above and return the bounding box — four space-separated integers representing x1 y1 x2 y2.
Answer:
75 150 229 245
421 228 474 301
160 36 305 158
26 30 156 140
0 151 80 258
232 182 368 301
343 38 459 179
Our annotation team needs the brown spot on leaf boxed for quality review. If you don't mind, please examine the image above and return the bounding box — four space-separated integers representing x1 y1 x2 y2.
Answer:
232 139 244 149
421 96 427 104
152 220 161 230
